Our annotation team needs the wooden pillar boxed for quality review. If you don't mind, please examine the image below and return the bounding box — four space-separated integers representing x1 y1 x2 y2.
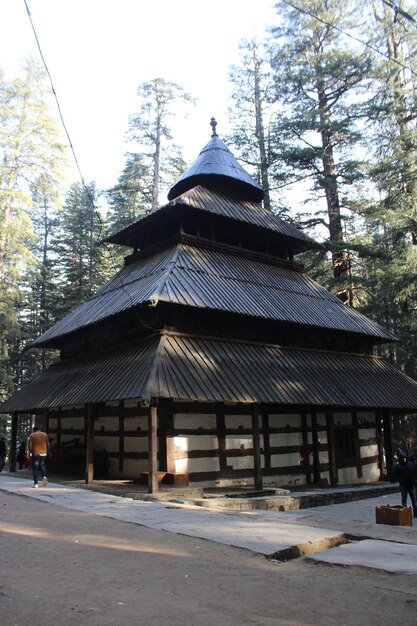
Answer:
251 403 263 490
9 412 18 472
148 401 158 494
42 408 49 433
352 411 363 479
262 409 271 470
383 409 393 482
216 402 227 472
301 411 312 484
57 407 62 446
85 404 95 484
118 400 125 472
325 409 337 487
311 410 321 484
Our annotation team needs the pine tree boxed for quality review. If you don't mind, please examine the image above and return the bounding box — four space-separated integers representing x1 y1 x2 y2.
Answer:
0 58 66 399
268 0 371 302
227 39 276 212
126 78 194 212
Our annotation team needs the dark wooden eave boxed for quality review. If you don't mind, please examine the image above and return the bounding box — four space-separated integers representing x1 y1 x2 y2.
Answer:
29 240 397 349
102 186 317 255
1 332 416 413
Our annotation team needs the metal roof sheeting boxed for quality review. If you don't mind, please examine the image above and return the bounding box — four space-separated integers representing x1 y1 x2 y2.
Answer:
2 332 417 412
167 135 264 201
104 186 315 252
31 243 396 347
170 186 315 248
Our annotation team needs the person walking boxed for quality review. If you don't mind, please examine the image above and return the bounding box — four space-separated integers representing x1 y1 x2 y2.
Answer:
28 426 50 488
393 448 417 518
0 436 6 472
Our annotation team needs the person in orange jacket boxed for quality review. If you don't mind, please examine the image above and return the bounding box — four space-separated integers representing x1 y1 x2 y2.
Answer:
28 426 51 488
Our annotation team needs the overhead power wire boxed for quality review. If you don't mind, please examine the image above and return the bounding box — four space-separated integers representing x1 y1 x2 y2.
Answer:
382 0 417 29
281 0 417 80
23 0 157 334
23 0 100 223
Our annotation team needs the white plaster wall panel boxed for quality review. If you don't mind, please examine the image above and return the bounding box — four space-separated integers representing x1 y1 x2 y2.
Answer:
225 414 252 430
124 416 148 432
362 463 380 482
359 428 377 440
270 452 301 468
105 401 119 408
94 436 119 453
62 417 85 430
357 411 376 424
268 414 301 428
333 412 352 425
226 435 263 450
123 458 148 476
61 434 85 445
269 432 302 448
338 467 358 484
124 399 140 409
316 413 327 428
174 413 217 430
360 443 378 459
182 456 220 474
96 416 119 431
183 435 218 451
228 455 263 470
48 418 58 428
124 437 148 453
306 413 312 428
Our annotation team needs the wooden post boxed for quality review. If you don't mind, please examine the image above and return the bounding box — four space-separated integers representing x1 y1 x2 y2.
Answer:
262 409 271 470
251 403 263 490
383 409 393 482
148 401 158 494
301 411 312 484
311 410 321 484
118 400 125 472
352 411 363 479
85 404 95 484
325 409 337 487
216 402 227 473
57 407 62 446
9 412 18 472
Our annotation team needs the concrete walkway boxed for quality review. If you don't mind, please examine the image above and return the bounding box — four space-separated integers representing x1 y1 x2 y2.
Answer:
2 473 417 574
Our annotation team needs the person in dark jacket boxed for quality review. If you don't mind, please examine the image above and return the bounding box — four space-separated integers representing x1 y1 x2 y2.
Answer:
393 448 417 517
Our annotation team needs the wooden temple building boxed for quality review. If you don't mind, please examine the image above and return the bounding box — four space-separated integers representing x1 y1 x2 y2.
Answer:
2 119 417 493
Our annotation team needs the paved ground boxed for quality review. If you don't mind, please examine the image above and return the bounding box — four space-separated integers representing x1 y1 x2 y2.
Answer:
2 472 417 575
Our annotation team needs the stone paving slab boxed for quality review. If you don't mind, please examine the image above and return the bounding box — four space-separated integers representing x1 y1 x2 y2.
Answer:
0 475 344 558
309 539 417 575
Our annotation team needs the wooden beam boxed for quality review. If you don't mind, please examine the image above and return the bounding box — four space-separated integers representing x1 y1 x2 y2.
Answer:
383 409 393 482
352 411 363 479
216 402 227 472
118 400 124 472
325 409 338 487
301 411 312 484
9 413 18 472
148 402 158 494
311 410 321 484
85 404 95 484
251 403 263 490
261 409 271 470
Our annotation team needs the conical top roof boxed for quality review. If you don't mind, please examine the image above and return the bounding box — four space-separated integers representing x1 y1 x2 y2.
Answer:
168 118 264 202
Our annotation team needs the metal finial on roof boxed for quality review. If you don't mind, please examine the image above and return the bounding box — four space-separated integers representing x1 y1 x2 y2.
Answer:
210 117 218 137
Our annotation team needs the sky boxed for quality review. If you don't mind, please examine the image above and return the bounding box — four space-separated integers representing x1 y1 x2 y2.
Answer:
1 0 277 193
